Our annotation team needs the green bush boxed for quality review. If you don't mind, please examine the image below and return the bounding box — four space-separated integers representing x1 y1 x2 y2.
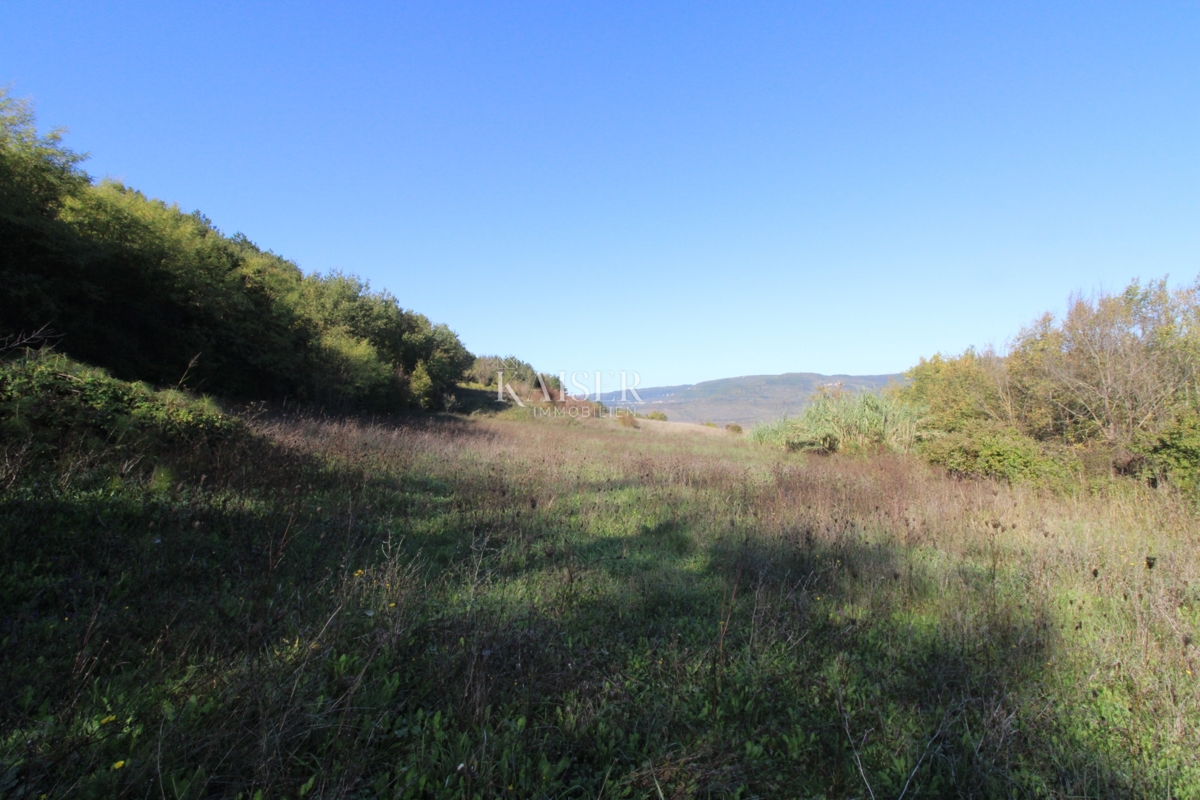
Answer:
920 421 1077 487
408 362 436 409
1139 410 1200 491
468 356 556 390
1 351 244 486
646 410 668 421
897 349 999 433
0 90 472 411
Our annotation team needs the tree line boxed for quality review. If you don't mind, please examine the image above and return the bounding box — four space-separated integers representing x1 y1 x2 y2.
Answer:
0 90 473 411
903 278 1200 488
756 277 1200 492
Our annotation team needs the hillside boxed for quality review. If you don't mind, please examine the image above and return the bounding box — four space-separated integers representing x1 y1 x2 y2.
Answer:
3 352 1196 797
599 371 903 425
5 86 1200 800
0 91 473 412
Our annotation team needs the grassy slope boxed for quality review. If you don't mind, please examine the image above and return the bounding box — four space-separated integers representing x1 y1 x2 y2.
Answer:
1 359 1198 798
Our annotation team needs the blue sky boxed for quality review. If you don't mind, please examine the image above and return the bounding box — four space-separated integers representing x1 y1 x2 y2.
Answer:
3 2 1197 387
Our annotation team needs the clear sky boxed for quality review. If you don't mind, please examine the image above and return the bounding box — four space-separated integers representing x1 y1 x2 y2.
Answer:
3 2 1197 387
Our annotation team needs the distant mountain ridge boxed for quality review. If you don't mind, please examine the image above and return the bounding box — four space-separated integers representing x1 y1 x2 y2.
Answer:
598 372 904 426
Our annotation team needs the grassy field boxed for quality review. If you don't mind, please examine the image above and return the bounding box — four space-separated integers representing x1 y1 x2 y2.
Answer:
2 368 1199 797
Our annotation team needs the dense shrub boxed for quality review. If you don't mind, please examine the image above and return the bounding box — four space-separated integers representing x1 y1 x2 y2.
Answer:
0 91 472 411
0 351 244 491
899 349 1001 433
467 355 561 397
1139 410 1200 491
889 278 1200 491
470 356 534 387
918 420 1077 487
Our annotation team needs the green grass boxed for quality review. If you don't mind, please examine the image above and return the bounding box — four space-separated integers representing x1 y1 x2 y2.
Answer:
2 354 1198 798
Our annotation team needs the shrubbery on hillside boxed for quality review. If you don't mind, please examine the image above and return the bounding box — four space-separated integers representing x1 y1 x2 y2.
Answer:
898 278 1200 489
0 91 472 410
0 351 244 492
1 353 233 437
919 420 1079 487
755 278 1200 492
467 355 561 394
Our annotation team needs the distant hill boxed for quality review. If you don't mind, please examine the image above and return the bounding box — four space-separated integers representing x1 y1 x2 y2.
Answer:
598 372 904 426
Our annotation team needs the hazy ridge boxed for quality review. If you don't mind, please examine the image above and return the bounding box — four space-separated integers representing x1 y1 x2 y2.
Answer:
598 371 903 425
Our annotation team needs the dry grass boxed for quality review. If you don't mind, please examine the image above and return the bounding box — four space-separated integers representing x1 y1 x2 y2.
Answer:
2 407 1198 797
265 412 1200 794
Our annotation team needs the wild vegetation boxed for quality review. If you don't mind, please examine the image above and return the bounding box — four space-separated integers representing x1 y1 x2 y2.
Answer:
751 389 920 456
0 91 472 411
2 349 1198 798
3 91 1199 798
754 278 1200 495
467 357 557 392
902 279 1200 490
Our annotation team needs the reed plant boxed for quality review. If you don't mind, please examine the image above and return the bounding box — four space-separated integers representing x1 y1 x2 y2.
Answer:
753 389 924 454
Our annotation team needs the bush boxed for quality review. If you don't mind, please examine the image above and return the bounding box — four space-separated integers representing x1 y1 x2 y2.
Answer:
920 420 1077 487
896 278 1200 491
898 349 999 433
647 411 668 421
1139 410 1200 491
0 90 473 412
468 356 556 390
0 351 244 488
725 423 742 434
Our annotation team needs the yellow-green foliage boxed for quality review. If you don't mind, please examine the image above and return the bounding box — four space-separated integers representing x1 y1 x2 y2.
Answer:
0 351 242 470
469 355 545 388
0 90 472 411
408 361 435 409
1005 281 1200 445
920 420 1078 487
1142 409 1200 490
890 279 1200 490
313 327 397 405
897 349 1001 432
